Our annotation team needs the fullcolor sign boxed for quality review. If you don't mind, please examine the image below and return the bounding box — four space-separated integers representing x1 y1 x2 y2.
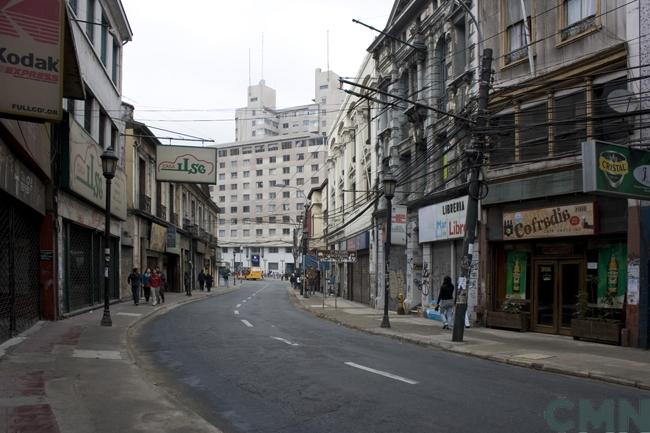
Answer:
503 203 595 240
156 145 217 184
582 140 650 200
0 0 64 121
418 196 468 243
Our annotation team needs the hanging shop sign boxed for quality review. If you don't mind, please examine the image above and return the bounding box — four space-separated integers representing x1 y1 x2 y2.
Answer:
503 203 595 240
0 0 64 121
346 232 369 251
418 196 468 243
66 120 127 220
156 145 217 184
583 140 650 200
506 251 528 300
150 223 167 252
316 250 357 263
597 243 627 308
391 205 407 246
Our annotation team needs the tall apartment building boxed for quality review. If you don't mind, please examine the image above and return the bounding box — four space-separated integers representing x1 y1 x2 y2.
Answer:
214 71 342 275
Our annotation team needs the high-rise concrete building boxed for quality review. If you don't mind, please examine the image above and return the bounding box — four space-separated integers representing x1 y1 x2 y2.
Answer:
214 70 342 275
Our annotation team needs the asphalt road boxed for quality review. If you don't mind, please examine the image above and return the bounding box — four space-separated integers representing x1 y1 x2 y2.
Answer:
135 280 649 433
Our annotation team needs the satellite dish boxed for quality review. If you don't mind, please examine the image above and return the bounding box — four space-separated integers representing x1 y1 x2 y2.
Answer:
607 88 639 114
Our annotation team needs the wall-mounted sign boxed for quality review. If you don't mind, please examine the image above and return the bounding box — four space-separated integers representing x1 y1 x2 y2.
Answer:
346 232 369 251
66 120 127 220
583 140 650 200
503 203 595 240
156 145 217 184
418 196 468 243
506 251 527 300
0 139 46 214
597 243 627 308
391 205 407 246
0 0 64 121
150 223 167 252
316 250 357 263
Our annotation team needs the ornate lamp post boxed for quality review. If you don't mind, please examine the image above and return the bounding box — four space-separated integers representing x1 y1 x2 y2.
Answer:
380 169 397 329
100 148 118 327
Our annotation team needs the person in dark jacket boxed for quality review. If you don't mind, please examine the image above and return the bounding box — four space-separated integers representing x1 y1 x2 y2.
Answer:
184 271 192 296
205 272 213 292
198 270 205 291
435 276 455 329
142 268 152 303
127 268 141 305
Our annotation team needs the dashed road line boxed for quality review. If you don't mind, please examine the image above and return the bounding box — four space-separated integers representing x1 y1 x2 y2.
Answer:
236 304 241 308
271 337 299 346
241 319 254 328
234 310 239 315
344 362 418 385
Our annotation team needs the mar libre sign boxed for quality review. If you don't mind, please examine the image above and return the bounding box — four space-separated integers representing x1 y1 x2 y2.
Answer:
66 120 127 220
0 0 64 121
418 196 468 243
503 203 596 240
156 145 217 184
582 140 650 200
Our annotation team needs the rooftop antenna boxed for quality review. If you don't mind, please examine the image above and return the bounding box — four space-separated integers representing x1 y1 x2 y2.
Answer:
261 32 264 81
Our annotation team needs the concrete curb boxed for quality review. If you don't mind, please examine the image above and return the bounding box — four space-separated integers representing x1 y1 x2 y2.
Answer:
289 289 650 391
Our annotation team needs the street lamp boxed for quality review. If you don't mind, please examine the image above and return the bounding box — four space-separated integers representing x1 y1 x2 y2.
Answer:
100 147 118 327
380 169 397 329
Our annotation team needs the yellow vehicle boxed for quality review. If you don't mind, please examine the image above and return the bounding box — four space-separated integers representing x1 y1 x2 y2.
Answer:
243 267 264 280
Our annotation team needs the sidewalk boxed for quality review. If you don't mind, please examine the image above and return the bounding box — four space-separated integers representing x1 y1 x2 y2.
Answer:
0 288 236 433
291 288 650 390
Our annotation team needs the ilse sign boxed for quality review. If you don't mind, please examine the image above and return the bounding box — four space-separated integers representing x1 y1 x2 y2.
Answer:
156 145 217 184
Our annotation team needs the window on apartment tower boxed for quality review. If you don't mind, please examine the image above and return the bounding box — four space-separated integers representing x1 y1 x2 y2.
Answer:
86 0 95 41
504 0 531 65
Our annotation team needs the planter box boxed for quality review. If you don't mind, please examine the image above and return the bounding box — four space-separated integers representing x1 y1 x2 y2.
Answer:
571 319 622 345
486 311 530 331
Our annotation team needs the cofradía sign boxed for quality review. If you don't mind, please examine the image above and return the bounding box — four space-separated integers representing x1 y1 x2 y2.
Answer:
503 203 595 240
156 145 217 184
583 140 650 199
0 0 64 121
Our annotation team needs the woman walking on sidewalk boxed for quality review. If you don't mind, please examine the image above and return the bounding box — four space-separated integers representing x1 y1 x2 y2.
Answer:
435 276 455 330
150 269 162 306
142 268 152 304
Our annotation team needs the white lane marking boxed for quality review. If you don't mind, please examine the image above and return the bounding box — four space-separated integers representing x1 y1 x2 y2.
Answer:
247 297 252 300
344 362 418 385
117 312 142 317
243 300 247 303
271 336 299 346
73 349 122 360
241 319 254 328
234 310 239 315
236 304 241 308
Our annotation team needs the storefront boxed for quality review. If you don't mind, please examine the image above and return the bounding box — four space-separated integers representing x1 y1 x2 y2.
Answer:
346 232 370 305
485 196 627 336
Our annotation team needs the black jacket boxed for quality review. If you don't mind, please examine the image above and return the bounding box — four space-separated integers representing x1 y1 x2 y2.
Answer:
437 282 454 303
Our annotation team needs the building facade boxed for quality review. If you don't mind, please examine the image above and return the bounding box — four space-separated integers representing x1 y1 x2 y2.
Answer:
479 0 647 346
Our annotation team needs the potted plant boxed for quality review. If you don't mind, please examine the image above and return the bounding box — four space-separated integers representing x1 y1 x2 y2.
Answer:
486 299 530 331
571 286 622 345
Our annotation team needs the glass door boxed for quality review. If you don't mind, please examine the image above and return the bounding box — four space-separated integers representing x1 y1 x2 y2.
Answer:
559 261 583 333
534 261 557 332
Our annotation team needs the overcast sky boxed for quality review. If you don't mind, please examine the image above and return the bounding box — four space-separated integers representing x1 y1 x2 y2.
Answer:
121 0 395 144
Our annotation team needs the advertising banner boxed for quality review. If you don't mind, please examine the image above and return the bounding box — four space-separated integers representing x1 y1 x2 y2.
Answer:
506 251 528 300
418 196 468 243
150 223 167 252
0 0 64 120
583 140 650 200
503 203 595 240
391 205 407 246
156 145 217 184
597 243 627 308
67 120 127 220
316 250 357 263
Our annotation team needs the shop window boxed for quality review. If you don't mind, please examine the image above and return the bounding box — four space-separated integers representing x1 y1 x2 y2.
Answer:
592 77 632 144
518 103 548 162
553 91 586 156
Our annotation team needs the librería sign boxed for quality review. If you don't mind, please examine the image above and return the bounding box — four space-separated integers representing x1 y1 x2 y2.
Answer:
418 196 468 243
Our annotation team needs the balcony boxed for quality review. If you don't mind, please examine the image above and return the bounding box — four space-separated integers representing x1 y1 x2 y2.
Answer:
171 212 179 226
157 204 167 220
183 217 192 230
139 194 151 214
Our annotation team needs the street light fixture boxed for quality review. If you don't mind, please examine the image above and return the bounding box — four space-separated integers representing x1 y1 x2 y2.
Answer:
100 147 118 327
380 169 397 329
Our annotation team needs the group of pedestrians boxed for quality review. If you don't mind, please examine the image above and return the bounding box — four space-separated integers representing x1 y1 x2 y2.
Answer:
127 267 166 306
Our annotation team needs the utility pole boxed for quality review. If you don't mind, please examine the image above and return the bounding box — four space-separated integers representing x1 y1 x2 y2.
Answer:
452 49 493 342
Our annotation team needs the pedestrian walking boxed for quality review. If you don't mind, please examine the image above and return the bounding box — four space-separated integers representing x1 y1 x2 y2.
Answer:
289 273 296 289
127 267 141 305
198 269 205 291
221 268 230 287
184 271 192 296
150 268 162 306
159 267 167 304
435 276 455 330
205 272 213 292
142 268 152 304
